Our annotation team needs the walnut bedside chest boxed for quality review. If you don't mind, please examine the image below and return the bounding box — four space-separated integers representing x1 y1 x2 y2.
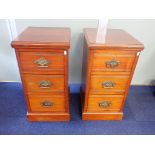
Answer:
11 27 70 122
81 28 144 120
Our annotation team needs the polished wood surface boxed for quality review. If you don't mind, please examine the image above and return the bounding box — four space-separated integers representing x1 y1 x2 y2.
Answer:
92 51 136 72
87 95 124 112
11 27 70 49
18 50 65 74
27 112 70 122
28 94 65 112
11 27 70 122
81 28 144 120
84 28 144 50
23 75 64 92
82 112 123 121
89 75 129 94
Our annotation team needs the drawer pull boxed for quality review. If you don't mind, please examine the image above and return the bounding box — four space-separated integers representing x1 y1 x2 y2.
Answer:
99 101 111 108
34 57 50 67
39 80 52 88
102 81 115 88
41 101 53 107
106 60 120 68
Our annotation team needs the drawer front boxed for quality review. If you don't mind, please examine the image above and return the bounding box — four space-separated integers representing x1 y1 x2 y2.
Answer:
89 75 129 94
24 75 64 92
87 95 124 112
28 94 65 112
92 52 135 72
18 51 64 74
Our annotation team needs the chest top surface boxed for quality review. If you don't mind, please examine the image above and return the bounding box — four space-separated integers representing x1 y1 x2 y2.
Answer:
84 28 144 50
11 27 71 49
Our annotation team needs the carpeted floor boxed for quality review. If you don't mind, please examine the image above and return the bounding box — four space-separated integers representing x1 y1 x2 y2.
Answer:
0 82 155 135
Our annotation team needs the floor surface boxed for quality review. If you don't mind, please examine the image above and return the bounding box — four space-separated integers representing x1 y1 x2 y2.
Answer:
0 83 155 135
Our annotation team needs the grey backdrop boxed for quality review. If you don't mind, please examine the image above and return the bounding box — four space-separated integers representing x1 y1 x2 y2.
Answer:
0 19 155 85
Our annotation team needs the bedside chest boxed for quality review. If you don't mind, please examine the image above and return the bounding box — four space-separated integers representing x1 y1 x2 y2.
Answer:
81 28 144 120
11 27 70 122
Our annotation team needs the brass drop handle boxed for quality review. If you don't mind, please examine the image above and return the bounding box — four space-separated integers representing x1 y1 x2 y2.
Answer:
102 81 115 88
99 101 111 108
38 81 52 88
106 60 120 68
41 101 53 107
34 57 50 67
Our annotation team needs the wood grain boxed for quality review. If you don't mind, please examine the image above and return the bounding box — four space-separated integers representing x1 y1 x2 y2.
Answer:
27 112 70 122
28 94 65 112
81 28 144 121
89 75 129 94
84 28 144 50
87 95 124 112
82 112 123 120
11 27 70 122
18 50 65 74
11 27 70 49
23 75 64 92
92 51 136 72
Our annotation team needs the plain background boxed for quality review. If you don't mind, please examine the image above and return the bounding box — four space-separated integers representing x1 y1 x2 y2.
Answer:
0 19 155 85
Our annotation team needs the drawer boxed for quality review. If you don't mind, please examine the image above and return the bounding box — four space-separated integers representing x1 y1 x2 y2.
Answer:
89 75 129 94
23 75 64 92
92 51 136 72
87 95 124 112
28 94 65 112
18 51 64 74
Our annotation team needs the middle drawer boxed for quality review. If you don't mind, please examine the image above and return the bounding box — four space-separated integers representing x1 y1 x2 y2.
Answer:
23 75 64 93
89 75 129 94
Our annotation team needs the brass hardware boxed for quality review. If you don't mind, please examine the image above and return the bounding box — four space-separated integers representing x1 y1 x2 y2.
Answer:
99 101 111 108
102 81 115 88
106 60 120 68
41 101 53 107
34 57 50 67
39 81 52 88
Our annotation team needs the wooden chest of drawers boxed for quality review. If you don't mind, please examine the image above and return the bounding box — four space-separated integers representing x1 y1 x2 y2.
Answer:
11 27 70 121
81 28 144 120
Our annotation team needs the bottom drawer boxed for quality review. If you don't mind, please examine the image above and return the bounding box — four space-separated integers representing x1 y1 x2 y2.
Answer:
87 95 124 112
28 94 66 112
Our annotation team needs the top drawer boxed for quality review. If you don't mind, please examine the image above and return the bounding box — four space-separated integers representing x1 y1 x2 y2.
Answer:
17 50 65 74
92 51 136 72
